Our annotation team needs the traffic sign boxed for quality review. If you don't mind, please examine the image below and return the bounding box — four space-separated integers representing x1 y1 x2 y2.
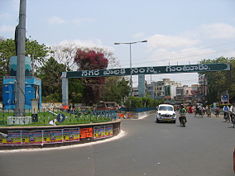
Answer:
221 95 229 103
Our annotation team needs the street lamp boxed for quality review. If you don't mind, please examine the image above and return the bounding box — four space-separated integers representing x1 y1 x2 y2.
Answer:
114 40 147 96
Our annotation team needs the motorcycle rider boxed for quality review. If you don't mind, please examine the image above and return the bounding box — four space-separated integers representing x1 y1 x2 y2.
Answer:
223 104 230 122
229 103 235 125
179 104 187 124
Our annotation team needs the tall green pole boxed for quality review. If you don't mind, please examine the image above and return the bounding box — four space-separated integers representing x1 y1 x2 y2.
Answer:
15 0 26 116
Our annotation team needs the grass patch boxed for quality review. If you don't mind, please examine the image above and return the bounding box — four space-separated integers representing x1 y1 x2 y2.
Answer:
0 111 113 127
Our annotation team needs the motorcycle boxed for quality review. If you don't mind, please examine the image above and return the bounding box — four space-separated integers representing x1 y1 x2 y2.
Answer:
179 115 187 127
230 112 235 128
224 112 230 122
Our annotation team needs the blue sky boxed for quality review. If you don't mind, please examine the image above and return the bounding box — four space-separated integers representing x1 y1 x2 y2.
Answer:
1 0 235 86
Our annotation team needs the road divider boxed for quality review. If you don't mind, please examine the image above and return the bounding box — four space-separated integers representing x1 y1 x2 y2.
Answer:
0 119 121 150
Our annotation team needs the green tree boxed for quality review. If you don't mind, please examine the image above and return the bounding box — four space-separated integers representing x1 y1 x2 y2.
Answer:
37 57 85 103
0 38 50 74
0 39 17 102
37 57 67 102
0 38 50 101
124 96 163 109
25 38 50 73
68 78 84 104
0 39 15 76
200 57 235 103
101 77 130 104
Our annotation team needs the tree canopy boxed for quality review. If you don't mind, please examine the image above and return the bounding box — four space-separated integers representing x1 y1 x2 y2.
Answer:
100 77 130 104
37 57 67 102
0 38 50 75
74 48 109 105
0 38 50 101
200 57 235 104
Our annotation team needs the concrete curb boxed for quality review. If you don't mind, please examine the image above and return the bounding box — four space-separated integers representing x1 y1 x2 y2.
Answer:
0 120 121 150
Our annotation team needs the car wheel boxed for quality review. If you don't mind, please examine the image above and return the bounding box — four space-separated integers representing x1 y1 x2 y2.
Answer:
173 120 176 123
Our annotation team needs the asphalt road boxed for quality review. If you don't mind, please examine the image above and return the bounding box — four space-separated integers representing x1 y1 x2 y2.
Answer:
0 114 234 176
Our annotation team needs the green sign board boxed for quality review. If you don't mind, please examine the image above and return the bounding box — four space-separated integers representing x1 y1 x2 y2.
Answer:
65 63 230 78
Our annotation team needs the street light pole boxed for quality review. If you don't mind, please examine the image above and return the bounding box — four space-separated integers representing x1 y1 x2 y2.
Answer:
129 43 132 95
114 40 147 96
15 0 26 116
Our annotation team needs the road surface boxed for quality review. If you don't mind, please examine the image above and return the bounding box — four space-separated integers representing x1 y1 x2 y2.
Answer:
0 114 234 176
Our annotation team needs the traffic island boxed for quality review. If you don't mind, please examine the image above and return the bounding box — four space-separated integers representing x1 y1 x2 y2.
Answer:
0 119 121 150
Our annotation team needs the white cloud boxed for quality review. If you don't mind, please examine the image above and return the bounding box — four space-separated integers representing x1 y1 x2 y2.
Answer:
71 18 95 25
132 32 146 39
184 23 235 40
47 17 95 25
0 25 15 33
144 23 235 67
216 50 235 58
200 23 235 39
148 34 199 49
57 39 104 48
0 13 11 19
48 16 65 24
143 47 215 67
55 39 115 55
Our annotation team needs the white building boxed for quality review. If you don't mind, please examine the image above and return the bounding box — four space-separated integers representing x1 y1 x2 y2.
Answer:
146 78 181 100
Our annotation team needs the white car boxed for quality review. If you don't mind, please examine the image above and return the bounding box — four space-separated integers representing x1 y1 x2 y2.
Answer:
156 104 176 123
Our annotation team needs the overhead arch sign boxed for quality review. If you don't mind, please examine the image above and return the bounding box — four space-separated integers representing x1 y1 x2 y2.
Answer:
61 63 230 105
64 63 230 78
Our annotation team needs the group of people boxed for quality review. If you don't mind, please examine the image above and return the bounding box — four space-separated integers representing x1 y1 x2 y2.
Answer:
176 104 212 117
177 103 235 125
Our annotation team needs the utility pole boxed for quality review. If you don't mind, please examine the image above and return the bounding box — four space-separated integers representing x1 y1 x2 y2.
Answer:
114 40 147 96
15 0 26 116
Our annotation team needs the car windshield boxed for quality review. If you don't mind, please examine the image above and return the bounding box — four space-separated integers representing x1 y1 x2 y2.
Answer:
159 106 173 111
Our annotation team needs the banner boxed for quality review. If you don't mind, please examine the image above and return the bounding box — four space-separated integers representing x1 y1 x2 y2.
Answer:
126 112 138 119
0 125 115 146
93 126 105 139
63 128 80 142
93 125 113 139
80 128 93 139
66 64 231 78
22 130 42 145
0 130 22 145
104 125 113 137
43 129 63 144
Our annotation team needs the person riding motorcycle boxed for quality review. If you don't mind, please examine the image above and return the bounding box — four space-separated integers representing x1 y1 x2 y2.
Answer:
179 105 187 125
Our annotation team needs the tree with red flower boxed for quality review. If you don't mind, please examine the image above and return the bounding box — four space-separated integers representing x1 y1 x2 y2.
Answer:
74 48 109 105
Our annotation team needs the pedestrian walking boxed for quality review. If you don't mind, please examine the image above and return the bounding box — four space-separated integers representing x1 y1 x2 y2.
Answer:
206 105 211 117
215 106 220 118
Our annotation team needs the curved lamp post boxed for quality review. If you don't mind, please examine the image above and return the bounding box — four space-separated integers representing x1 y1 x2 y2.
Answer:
114 40 147 96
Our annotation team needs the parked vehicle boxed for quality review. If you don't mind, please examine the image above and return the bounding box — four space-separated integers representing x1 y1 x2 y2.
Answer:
156 104 176 123
95 101 119 111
